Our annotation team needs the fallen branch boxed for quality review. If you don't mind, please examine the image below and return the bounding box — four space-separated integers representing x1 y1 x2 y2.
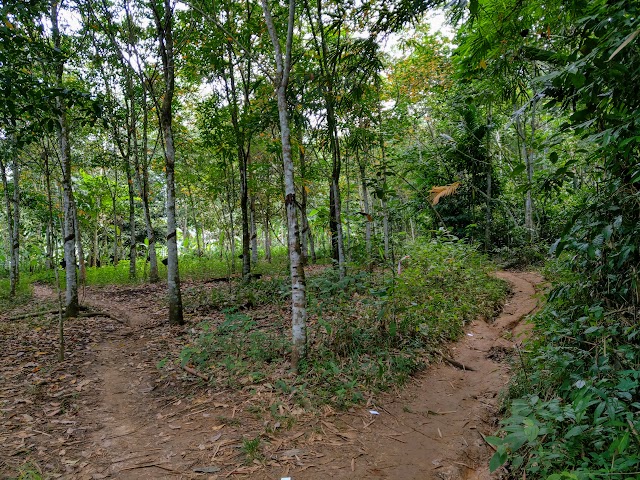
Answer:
443 356 476 371
182 365 209 382
8 309 60 321
118 461 181 474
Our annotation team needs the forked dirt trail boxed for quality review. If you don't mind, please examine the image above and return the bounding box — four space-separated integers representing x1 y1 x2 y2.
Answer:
0 271 542 479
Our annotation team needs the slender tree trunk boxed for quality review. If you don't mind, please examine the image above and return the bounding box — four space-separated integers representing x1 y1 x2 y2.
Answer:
125 150 136 279
332 178 346 278
109 169 119 265
138 90 159 282
240 149 251 280
298 132 311 264
43 148 54 271
303 0 344 276
357 153 372 270
43 145 65 359
308 224 316 263
223 39 251 281
152 0 184 325
264 210 272 263
250 194 258 264
516 109 535 241
526 98 536 241
93 208 99 267
261 0 307 370
11 154 19 289
484 105 493 252
187 184 202 256
224 162 237 272
52 1 78 317
74 202 86 284
377 100 390 262
46 219 53 269
0 156 17 296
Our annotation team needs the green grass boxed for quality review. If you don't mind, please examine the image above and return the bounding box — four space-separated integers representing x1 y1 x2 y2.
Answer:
0 278 33 312
178 235 508 409
18 247 297 289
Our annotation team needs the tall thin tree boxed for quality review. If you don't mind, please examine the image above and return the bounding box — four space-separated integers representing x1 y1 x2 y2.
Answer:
260 0 308 369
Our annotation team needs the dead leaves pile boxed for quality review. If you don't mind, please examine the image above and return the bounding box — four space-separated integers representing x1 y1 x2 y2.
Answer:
0 308 120 477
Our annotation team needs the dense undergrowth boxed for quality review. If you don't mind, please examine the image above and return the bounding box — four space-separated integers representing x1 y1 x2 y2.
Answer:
490 263 640 476
178 236 507 409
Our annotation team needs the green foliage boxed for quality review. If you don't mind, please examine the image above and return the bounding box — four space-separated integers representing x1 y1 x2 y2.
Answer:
491 279 640 476
0 278 32 310
179 309 289 388
241 436 263 463
179 236 506 409
482 0 640 475
12 464 44 480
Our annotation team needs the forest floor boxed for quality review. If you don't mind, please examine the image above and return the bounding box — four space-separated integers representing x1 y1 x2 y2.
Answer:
0 270 542 480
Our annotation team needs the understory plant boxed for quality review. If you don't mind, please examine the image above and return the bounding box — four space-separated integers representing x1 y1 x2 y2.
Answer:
179 235 508 409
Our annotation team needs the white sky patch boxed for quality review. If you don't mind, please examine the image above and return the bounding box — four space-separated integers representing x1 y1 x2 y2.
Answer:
381 8 455 60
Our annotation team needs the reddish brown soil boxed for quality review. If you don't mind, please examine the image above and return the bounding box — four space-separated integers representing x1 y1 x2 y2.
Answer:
0 271 542 480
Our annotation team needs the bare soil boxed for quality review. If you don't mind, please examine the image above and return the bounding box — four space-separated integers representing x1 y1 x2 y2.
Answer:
0 271 542 479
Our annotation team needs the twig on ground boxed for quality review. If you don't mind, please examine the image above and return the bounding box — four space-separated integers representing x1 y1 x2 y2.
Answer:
182 365 209 381
443 356 476 371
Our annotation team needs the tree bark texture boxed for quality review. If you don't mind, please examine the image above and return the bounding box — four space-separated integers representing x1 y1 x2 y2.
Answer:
52 1 79 317
153 0 184 325
261 0 308 370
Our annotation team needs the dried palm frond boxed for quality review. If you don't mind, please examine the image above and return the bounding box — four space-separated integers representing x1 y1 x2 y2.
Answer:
429 182 461 205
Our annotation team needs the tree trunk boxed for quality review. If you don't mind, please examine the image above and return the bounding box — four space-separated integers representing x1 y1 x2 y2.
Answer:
52 1 78 318
516 108 535 241
261 0 307 370
377 100 390 262
485 154 492 252
0 155 18 296
73 201 86 284
308 223 316 263
43 143 65 360
110 170 119 265
152 0 184 325
92 206 99 267
138 89 159 282
11 154 19 290
125 139 137 280
250 194 258 264
240 149 251 280
332 178 346 278
303 0 345 276
526 98 537 241
264 210 271 263
357 154 372 270
298 134 310 264
46 217 53 269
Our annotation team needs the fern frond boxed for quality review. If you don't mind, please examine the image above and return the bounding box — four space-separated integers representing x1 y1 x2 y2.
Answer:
429 182 461 205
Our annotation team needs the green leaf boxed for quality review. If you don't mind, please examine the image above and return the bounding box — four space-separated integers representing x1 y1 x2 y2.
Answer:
524 423 539 442
564 425 587 439
489 450 507 472
483 435 504 447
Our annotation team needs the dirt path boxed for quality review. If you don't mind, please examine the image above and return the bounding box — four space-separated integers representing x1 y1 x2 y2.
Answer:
1 271 542 479
276 270 543 480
